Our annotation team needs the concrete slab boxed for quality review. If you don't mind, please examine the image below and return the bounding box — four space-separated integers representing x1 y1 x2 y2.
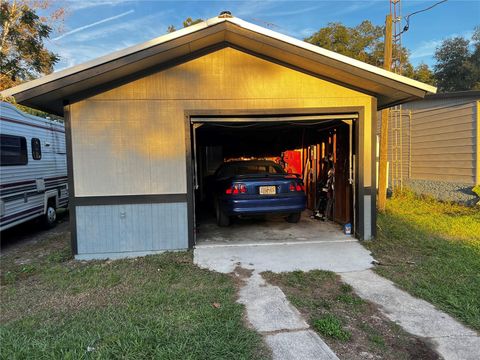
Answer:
194 241 374 273
237 272 309 332
237 271 338 360
341 270 480 360
435 335 480 360
266 330 339 360
196 213 351 246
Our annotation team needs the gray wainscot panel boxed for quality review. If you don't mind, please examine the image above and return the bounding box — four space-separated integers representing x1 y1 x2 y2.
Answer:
75 202 188 259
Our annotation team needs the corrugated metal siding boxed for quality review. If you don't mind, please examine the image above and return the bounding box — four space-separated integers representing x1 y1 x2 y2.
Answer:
76 203 188 256
377 97 478 186
406 100 476 184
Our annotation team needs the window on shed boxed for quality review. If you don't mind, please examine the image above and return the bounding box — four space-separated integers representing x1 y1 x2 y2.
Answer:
0 134 28 166
31 138 42 160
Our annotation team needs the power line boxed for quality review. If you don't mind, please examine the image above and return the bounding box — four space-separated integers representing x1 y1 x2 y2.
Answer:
401 0 448 35
249 18 281 30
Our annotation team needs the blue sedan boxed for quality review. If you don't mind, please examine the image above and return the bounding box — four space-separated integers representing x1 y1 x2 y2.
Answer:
212 160 306 226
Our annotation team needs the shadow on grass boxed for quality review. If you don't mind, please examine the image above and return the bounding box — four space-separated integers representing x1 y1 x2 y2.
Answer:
365 209 480 331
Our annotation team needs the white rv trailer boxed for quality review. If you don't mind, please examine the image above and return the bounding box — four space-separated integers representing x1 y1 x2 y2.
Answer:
0 102 68 231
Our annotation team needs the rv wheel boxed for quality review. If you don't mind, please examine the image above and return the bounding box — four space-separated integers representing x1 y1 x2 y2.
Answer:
43 205 57 229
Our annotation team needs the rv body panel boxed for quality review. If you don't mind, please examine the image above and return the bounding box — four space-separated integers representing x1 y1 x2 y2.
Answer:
0 102 68 231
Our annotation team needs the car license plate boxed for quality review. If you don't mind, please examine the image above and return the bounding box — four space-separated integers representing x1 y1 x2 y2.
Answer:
259 186 276 195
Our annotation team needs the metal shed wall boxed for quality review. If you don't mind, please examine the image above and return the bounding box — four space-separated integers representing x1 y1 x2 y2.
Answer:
409 100 476 184
69 46 375 259
404 97 477 184
378 96 479 186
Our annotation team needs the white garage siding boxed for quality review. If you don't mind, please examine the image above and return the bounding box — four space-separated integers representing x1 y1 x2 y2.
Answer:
70 100 187 196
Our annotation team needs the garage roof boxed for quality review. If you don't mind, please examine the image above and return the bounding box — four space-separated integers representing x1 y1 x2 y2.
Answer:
1 14 437 115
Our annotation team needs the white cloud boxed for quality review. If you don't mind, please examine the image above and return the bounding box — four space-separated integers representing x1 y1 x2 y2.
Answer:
297 27 316 39
63 12 166 42
330 1 376 17
259 4 324 17
235 0 278 17
66 0 134 11
410 30 474 59
62 15 158 42
50 44 107 70
410 39 443 59
47 10 172 70
53 10 135 41
51 38 137 71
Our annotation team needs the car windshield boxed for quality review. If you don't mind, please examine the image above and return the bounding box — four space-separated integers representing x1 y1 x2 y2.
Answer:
217 162 285 178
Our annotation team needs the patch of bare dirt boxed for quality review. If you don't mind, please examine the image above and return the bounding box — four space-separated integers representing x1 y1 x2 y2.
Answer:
1 213 69 256
233 265 254 280
229 266 254 291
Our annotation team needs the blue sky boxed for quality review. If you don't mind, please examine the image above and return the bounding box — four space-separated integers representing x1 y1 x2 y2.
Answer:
44 0 479 71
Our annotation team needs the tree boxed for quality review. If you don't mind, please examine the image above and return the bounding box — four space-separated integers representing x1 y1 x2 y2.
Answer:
0 0 63 91
412 63 435 85
305 21 384 66
469 26 480 90
182 17 203 28
167 17 203 33
433 36 473 92
305 21 435 85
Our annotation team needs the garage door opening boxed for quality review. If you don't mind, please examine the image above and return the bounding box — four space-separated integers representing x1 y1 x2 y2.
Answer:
190 114 358 246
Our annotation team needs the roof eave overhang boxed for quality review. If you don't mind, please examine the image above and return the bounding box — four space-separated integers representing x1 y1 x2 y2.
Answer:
1 16 436 116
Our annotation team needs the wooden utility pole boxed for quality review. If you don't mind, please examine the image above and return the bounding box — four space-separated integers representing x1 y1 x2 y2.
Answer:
377 14 393 211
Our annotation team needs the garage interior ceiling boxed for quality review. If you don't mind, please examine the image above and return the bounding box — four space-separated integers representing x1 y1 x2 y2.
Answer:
191 114 358 123
193 115 354 161
1 16 436 115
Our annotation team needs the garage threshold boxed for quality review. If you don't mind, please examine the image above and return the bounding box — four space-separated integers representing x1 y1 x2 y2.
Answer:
194 237 374 274
196 238 357 248
194 212 356 248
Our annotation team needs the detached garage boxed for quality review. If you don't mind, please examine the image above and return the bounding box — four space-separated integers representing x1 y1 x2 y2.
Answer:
1 14 436 259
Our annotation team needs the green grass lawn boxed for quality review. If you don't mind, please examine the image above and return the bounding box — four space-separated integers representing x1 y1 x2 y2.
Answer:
0 234 268 359
364 191 480 331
